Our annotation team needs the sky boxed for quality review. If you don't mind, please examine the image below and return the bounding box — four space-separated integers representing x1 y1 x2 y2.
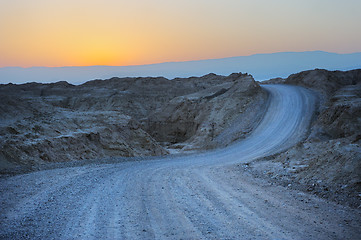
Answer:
1 0 361 68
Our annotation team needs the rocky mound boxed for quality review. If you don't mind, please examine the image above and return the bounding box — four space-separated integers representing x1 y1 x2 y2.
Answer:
252 69 361 208
0 73 267 169
143 74 268 152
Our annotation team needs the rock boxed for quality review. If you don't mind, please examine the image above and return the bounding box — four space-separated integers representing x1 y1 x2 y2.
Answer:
0 72 266 167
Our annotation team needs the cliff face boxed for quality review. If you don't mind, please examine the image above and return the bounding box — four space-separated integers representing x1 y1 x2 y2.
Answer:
143 74 268 152
0 73 267 167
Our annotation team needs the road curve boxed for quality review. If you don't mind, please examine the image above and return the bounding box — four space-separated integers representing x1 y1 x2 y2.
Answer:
1 85 360 239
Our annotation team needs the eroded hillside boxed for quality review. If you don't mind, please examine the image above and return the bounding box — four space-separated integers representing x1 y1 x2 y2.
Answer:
0 73 267 168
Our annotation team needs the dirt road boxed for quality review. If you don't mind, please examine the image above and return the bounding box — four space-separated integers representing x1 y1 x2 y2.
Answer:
1 85 360 239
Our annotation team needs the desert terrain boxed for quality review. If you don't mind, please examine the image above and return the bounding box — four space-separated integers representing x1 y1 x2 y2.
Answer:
0 69 360 239
0 73 265 167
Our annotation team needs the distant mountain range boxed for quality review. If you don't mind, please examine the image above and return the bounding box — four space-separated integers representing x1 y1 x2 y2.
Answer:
1 51 361 84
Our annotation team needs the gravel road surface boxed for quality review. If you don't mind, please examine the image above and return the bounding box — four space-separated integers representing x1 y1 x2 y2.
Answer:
1 85 360 239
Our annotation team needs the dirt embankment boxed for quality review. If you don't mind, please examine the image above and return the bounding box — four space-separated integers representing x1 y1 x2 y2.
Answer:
0 73 267 169
252 69 361 208
143 74 268 152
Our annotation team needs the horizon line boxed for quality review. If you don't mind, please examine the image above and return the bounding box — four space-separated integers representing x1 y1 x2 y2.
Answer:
2 50 361 69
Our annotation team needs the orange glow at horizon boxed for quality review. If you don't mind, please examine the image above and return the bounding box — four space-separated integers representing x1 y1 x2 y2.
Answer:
1 0 361 68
